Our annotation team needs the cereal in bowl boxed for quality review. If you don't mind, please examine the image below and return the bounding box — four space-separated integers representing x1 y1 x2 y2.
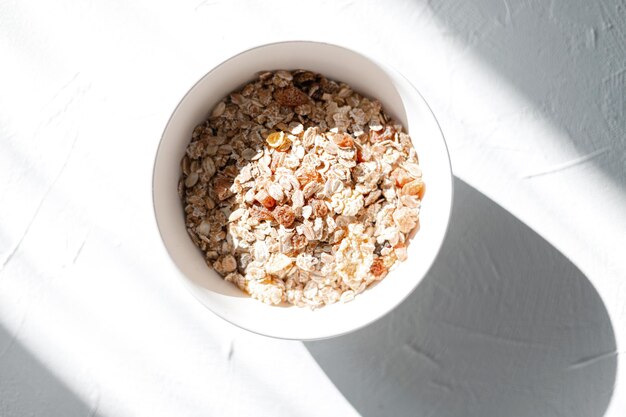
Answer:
179 70 424 308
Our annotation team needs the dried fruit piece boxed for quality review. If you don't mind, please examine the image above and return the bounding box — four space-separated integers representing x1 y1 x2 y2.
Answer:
332 133 354 148
370 257 387 277
296 166 321 186
370 125 396 142
394 243 408 261
401 179 425 199
254 189 276 209
311 199 329 218
291 234 308 252
273 205 296 227
266 131 292 151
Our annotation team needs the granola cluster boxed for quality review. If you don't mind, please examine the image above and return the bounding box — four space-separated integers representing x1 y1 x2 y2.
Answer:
179 70 424 308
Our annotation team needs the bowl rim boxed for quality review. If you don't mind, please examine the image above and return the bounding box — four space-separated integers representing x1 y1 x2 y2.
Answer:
152 40 454 340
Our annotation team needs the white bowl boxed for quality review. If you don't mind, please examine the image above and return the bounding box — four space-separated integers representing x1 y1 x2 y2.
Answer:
153 41 452 340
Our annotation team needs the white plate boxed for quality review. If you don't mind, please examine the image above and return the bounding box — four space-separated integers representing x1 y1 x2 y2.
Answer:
153 41 453 340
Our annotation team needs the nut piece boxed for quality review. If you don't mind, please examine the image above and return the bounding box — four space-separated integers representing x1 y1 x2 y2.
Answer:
274 86 310 107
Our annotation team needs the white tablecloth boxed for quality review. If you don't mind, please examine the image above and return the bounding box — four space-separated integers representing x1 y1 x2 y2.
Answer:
1 1 624 416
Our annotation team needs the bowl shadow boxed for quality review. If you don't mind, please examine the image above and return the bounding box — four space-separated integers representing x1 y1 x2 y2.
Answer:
305 177 616 417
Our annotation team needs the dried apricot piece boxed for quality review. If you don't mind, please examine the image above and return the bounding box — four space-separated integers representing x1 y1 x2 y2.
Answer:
333 133 354 148
296 166 320 186
401 179 425 199
370 125 396 142
370 257 387 277
311 199 329 218
254 189 276 209
266 131 285 147
273 205 296 227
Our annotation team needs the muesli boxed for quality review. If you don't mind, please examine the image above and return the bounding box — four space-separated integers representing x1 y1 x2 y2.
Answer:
179 70 424 308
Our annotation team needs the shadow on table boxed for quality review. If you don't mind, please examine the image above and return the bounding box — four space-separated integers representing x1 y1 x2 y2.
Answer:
306 178 616 417
0 325 97 417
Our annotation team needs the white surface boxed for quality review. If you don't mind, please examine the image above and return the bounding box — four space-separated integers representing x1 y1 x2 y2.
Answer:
0 1 624 416
153 41 452 340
